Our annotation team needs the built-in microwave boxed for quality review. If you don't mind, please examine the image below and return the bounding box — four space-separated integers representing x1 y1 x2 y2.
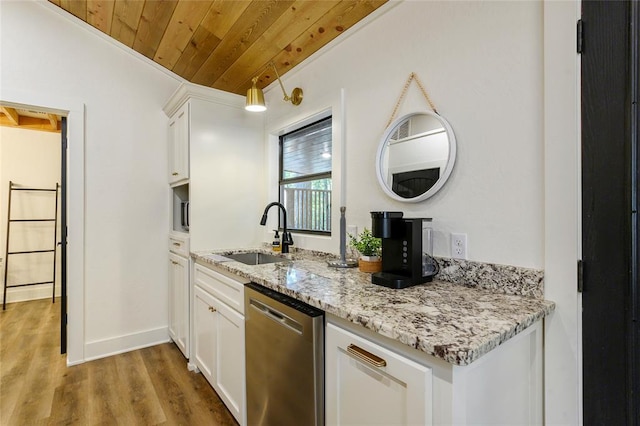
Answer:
180 201 189 231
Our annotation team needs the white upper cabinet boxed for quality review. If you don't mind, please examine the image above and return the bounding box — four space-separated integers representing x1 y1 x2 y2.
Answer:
163 82 264 252
168 102 189 185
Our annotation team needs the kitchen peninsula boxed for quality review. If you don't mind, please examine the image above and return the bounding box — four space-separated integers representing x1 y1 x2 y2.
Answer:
191 247 554 425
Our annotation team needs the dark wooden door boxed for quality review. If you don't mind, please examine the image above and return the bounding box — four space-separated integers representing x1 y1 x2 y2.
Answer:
60 116 67 354
581 1 639 424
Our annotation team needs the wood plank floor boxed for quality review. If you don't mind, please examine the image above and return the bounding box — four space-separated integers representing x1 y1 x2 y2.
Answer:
0 298 238 425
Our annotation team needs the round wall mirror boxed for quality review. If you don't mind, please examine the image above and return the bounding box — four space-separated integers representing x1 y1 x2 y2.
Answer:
375 111 457 203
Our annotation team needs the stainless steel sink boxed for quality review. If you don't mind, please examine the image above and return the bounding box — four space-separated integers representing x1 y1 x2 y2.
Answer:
224 252 288 265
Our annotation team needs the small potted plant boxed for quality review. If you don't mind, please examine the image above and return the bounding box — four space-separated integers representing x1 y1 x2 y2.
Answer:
349 228 382 273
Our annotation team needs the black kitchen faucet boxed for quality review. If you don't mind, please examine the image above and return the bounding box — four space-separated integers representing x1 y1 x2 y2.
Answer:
260 202 293 253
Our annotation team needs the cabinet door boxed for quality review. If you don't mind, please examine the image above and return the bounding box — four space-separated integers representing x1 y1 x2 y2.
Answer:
326 323 432 426
168 252 189 357
194 285 245 425
213 295 245 425
194 285 217 383
168 103 189 184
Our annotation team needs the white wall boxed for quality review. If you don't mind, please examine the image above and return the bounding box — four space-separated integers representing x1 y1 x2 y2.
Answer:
0 0 181 362
265 1 544 269
263 1 580 425
0 127 61 303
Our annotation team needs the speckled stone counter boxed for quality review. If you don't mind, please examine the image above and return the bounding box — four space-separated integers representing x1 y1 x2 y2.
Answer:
191 248 555 366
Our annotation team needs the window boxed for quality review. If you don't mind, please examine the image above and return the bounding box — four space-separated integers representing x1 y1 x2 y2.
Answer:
280 117 332 234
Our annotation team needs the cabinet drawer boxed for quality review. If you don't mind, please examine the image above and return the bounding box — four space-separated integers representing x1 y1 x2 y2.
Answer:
326 322 432 426
194 263 248 314
169 232 189 257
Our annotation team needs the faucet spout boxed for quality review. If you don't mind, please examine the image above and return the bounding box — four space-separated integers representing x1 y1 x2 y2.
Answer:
260 202 291 253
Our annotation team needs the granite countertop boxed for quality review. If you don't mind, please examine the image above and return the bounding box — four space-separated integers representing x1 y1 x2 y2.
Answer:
191 248 555 366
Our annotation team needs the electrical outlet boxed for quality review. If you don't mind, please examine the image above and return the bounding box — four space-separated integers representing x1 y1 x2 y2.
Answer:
347 225 358 238
451 233 467 260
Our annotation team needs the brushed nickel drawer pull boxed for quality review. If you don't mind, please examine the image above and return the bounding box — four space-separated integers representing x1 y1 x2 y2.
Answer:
347 344 387 367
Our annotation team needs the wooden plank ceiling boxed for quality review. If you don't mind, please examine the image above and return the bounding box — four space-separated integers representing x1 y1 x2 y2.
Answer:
49 0 387 96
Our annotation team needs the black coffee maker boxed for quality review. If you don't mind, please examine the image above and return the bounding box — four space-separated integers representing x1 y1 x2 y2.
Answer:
370 211 438 289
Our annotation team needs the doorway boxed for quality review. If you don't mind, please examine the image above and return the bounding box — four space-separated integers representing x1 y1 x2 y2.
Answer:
581 1 639 424
0 103 67 354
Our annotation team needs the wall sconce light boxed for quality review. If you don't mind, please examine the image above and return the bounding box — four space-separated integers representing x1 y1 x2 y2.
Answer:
245 62 303 112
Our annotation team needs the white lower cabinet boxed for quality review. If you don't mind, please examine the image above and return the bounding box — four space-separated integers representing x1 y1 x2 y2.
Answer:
168 251 189 358
193 262 248 425
326 322 432 426
326 315 544 426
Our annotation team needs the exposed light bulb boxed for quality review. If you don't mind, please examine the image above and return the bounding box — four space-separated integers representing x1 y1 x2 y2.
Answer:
245 104 266 112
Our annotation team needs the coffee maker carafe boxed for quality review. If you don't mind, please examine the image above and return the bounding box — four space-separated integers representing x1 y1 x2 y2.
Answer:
370 211 438 289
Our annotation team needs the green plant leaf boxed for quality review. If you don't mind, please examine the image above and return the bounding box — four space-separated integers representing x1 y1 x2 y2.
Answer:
348 228 381 257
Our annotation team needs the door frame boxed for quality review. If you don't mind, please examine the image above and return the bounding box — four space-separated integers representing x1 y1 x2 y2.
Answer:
542 1 582 424
0 90 86 365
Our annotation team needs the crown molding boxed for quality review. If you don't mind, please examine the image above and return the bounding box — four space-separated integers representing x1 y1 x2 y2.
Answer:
162 82 245 117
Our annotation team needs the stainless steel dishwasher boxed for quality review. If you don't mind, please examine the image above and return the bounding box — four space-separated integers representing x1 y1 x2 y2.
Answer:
244 282 324 426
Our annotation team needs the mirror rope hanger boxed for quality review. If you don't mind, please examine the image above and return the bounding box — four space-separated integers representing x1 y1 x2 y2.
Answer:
386 72 439 129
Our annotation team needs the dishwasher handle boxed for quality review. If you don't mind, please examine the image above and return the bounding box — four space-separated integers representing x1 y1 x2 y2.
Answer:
249 298 303 334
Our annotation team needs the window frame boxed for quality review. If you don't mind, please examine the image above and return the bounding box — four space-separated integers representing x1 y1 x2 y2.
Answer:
278 116 332 236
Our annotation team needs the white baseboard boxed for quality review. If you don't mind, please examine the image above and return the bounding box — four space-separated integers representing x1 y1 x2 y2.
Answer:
84 326 170 362
1 284 61 304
